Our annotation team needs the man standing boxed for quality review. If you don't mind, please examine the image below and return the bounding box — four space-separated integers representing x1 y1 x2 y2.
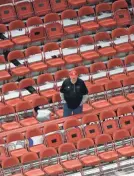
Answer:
60 69 88 117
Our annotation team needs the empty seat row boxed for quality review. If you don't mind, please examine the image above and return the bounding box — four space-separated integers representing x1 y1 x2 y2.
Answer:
1 130 133 176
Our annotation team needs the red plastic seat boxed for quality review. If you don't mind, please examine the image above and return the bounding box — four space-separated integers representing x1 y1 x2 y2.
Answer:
9 20 31 45
43 123 63 148
40 147 64 175
96 3 116 28
33 0 51 16
61 9 82 35
105 80 128 105
125 54 134 76
95 32 116 57
100 110 119 135
50 0 68 12
26 128 45 154
43 42 65 69
2 82 23 107
2 157 22 176
25 46 47 73
112 28 133 54
58 143 83 172
117 106 134 131
112 0 131 26
82 114 102 139
63 118 83 144
78 35 100 62
77 138 101 167
61 39 82 65
88 84 111 108
90 62 110 85
113 129 134 157
0 105 20 131
68 0 86 8
37 73 57 99
123 77 134 100
44 13 64 40
0 55 11 82
21 152 44 176
78 6 99 32
107 58 127 80
19 78 40 103
7 132 28 158
0 3 16 23
16 101 38 126
0 24 14 50
8 50 30 77
15 1 34 20
29 26 46 42
95 134 119 162
54 69 69 90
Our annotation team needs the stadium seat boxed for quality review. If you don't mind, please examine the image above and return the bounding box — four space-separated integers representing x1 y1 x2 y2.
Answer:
82 114 102 139
37 73 57 99
0 105 20 131
44 13 64 40
107 58 127 80
54 69 69 90
112 28 133 55
0 55 11 82
58 143 83 172
129 25 134 46
68 0 86 8
21 152 44 176
88 84 111 108
112 0 131 26
43 42 65 69
29 26 46 42
105 80 128 105
26 16 43 27
25 46 47 74
32 0 51 16
16 101 38 126
40 147 64 175
125 54 134 76
63 118 83 143
26 128 46 154
52 92 63 118
2 157 22 176
9 20 31 46
0 3 16 23
96 3 116 29
95 134 119 162
61 9 82 35
0 24 14 50
90 62 110 85
15 1 34 20
7 132 28 158
50 0 68 12
113 129 134 157
19 78 40 103
100 110 119 135
78 6 99 32
122 77 134 100
61 39 82 65
78 35 100 62
2 82 23 107
77 138 101 168
8 50 30 77
94 32 116 57
117 106 134 131
43 123 63 148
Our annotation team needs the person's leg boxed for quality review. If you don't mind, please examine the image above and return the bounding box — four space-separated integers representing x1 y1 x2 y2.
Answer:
63 103 72 117
73 105 83 115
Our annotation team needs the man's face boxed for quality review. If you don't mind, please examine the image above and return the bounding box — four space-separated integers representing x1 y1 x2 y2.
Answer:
70 77 77 84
